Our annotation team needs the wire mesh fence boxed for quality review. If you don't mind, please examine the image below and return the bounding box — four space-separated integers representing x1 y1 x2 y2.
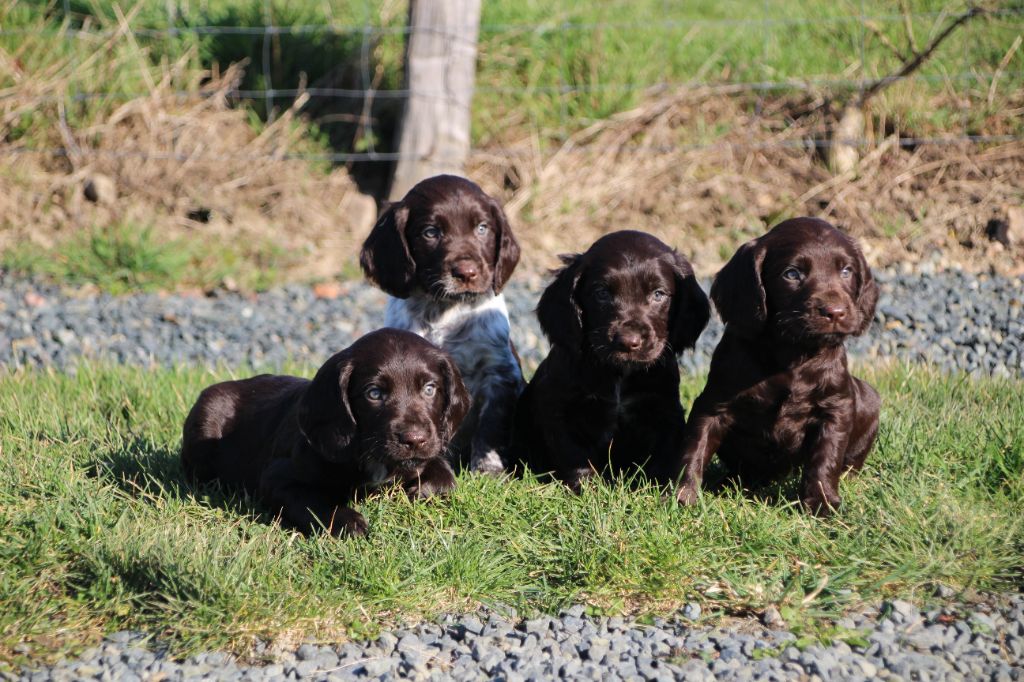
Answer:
1 1 1022 164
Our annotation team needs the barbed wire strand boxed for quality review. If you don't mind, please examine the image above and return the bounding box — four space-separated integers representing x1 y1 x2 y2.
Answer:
8 70 1020 105
2 134 1017 165
3 7 1020 165
2 8 1020 39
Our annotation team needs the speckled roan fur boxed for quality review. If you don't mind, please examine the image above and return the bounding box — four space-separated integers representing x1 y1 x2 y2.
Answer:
360 175 525 473
384 291 523 471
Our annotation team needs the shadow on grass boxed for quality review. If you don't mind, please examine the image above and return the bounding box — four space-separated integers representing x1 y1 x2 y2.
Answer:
88 436 278 527
87 433 815 539
700 459 807 510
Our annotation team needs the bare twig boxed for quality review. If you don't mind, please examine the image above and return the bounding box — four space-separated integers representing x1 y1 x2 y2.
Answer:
800 134 899 204
859 6 984 106
898 0 919 56
988 34 1022 106
56 100 81 171
863 20 908 62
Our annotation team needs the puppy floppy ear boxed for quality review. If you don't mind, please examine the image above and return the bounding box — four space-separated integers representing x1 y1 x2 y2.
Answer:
710 238 768 337
537 254 584 351
851 242 878 336
667 252 711 352
488 197 520 293
438 352 471 442
359 202 414 298
297 350 356 461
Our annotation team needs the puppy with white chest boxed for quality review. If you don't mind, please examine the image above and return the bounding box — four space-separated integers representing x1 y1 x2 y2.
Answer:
360 175 524 474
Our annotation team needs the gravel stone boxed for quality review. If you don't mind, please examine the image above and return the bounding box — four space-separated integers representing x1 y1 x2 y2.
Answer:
358 658 391 677
761 606 785 629
8 270 1024 679
886 599 920 624
27 595 1018 682
2 270 1022 377
295 644 318 661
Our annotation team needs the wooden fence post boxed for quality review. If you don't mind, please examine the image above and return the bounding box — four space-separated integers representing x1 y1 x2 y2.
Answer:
388 0 481 201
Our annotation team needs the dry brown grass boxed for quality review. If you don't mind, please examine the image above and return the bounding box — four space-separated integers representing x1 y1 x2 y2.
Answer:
1 50 1021 289
0 55 372 285
469 88 1024 278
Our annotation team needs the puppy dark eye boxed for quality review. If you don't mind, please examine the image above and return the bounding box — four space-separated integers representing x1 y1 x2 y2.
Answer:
422 226 440 240
652 289 669 303
422 382 437 397
365 386 385 401
782 267 802 281
594 287 612 303
475 222 489 236
840 265 853 279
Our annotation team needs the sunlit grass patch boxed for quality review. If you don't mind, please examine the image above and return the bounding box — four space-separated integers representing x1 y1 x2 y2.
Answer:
0 362 1020 661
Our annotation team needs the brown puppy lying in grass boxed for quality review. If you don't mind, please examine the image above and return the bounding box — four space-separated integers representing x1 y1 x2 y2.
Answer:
513 230 711 491
676 218 880 515
181 329 469 537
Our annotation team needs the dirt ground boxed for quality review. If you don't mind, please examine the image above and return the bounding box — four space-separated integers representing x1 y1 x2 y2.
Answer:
469 90 1024 279
0 65 373 285
2 75 1021 288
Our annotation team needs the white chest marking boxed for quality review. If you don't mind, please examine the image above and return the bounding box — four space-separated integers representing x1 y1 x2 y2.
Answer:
383 293 522 399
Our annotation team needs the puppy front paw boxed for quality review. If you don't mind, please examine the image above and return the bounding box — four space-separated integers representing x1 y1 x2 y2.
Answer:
676 483 699 506
469 448 506 475
801 488 841 517
328 508 369 538
561 467 597 494
405 459 457 500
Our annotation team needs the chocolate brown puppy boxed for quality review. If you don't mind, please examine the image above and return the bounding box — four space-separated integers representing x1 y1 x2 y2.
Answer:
181 329 469 537
360 175 524 474
675 218 880 515
513 230 711 491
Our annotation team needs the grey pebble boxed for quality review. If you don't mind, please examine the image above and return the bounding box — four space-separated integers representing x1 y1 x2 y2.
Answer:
2 270 1023 378
17 596 1015 682
7 270 1024 679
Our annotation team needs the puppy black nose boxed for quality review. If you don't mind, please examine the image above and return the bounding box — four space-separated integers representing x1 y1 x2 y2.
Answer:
451 261 479 283
614 331 644 351
819 304 847 322
398 429 428 450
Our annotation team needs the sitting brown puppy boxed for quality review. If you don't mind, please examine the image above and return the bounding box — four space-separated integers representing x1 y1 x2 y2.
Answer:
360 175 524 474
513 230 711 491
181 329 469 537
675 217 880 515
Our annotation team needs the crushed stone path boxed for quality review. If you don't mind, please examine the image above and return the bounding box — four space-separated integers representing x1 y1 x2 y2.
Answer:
13 594 1024 681
2 269 1022 377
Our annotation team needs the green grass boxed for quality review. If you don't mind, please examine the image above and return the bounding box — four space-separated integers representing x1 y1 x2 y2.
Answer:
1 223 293 294
2 1 1019 295
1 363 1021 663
7 0 1022 148
473 0 1024 143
